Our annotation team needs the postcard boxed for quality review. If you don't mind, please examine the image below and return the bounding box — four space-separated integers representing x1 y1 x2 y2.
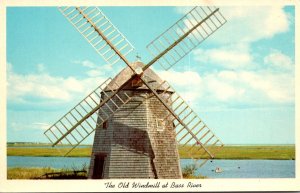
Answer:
1 0 299 192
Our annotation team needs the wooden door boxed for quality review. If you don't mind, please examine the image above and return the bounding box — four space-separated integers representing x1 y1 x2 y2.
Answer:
92 153 106 179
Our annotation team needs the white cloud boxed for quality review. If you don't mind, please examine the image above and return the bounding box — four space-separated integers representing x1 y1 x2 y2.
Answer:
9 121 50 131
173 6 292 73
81 60 97 68
174 6 290 45
37 63 46 72
212 6 290 44
7 62 106 104
32 122 51 130
157 67 294 109
204 73 246 101
193 44 253 69
157 70 203 103
264 50 294 71
158 70 202 86
239 70 294 103
73 60 116 77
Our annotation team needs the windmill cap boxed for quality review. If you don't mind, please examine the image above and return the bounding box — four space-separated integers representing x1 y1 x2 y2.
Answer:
105 61 172 92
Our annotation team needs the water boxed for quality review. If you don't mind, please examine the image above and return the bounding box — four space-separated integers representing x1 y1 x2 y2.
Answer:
7 156 295 178
8 156 90 169
181 159 295 178
7 145 91 149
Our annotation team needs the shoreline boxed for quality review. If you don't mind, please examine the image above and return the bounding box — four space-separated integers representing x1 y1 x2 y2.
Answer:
6 155 295 160
7 145 295 160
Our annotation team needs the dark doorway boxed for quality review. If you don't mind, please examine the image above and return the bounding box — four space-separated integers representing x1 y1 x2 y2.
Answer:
92 153 106 179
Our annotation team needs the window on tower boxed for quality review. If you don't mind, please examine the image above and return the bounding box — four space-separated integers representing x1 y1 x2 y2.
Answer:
131 76 143 88
156 118 165 132
102 121 108 130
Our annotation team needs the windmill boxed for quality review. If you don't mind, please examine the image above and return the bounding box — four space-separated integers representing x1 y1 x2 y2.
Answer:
44 6 227 179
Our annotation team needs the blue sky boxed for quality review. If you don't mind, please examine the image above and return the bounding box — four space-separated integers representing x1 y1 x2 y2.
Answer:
6 6 295 144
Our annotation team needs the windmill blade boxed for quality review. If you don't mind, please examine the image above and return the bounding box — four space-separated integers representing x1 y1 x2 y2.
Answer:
44 78 132 156
141 77 223 167
58 7 135 67
146 6 226 70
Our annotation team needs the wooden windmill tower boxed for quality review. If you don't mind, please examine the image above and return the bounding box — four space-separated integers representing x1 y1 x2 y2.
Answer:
44 6 227 179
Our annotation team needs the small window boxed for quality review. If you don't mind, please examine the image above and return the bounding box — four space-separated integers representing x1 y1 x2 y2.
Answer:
131 76 143 88
102 121 108 130
156 118 165 132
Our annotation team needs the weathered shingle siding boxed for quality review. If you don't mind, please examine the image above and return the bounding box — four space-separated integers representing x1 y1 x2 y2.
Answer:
89 90 182 179
146 93 182 178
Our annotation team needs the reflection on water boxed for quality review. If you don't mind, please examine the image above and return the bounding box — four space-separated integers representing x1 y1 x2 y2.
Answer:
7 156 295 178
180 159 295 178
8 156 90 169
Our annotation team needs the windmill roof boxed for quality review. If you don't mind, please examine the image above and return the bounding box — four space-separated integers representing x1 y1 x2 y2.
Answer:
105 61 171 92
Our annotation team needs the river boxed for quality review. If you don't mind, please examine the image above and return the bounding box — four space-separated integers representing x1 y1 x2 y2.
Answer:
7 156 295 178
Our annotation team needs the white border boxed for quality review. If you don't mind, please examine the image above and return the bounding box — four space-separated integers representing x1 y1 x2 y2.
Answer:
0 0 299 192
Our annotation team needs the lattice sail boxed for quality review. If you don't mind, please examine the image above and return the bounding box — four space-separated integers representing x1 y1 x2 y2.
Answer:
146 6 226 70
44 78 131 156
152 80 223 167
58 6 135 66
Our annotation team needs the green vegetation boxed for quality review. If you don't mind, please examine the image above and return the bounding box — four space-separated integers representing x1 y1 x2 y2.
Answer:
8 166 200 179
8 164 88 179
6 144 295 179
7 145 295 160
7 167 59 179
182 164 206 179
7 167 87 179
7 142 91 147
178 145 295 160
7 142 50 147
7 147 92 157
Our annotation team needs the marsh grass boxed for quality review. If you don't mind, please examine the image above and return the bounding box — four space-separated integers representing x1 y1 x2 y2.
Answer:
178 145 295 160
7 167 58 179
8 165 201 179
182 164 206 179
7 147 91 157
7 145 295 159
8 164 88 179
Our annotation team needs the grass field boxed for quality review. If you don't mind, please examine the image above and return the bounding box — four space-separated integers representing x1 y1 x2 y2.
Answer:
7 147 92 157
7 167 203 179
7 145 295 160
7 167 87 179
179 145 295 160
7 167 60 179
